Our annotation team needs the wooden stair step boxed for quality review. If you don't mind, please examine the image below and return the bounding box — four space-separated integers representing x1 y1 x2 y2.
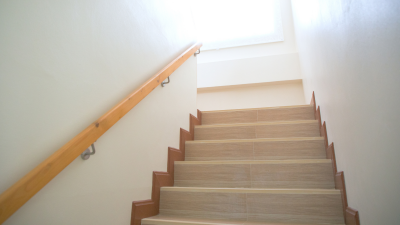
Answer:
159 187 344 224
194 120 320 140
174 159 334 189
143 216 242 225
201 105 315 125
143 215 345 225
185 137 326 161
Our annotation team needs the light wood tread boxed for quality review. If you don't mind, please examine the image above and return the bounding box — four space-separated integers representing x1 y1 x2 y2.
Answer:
201 105 313 114
195 120 318 128
161 187 340 195
186 137 324 144
143 216 345 225
185 136 326 161
175 159 331 165
201 104 315 125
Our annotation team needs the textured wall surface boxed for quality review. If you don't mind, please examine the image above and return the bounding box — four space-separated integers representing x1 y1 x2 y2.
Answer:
291 0 400 224
0 1 197 224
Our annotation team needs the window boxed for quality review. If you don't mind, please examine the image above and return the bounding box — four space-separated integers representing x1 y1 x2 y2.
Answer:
191 0 284 50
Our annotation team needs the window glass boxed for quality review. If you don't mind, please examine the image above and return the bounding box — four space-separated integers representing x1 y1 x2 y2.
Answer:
192 0 284 50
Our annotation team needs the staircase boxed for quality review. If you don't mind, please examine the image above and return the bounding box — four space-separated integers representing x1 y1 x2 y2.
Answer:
142 105 345 225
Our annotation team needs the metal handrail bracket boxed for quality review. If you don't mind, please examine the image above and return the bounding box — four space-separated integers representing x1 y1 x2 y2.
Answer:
194 49 200 56
161 77 170 87
81 144 96 160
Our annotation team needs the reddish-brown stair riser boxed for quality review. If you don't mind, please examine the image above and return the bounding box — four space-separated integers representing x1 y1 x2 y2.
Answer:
151 172 173 209
167 147 183 182
310 92 360 225
326 143 338 176
346 207 361 225
130 200 157 225
336 172 348 218
130 111 202 225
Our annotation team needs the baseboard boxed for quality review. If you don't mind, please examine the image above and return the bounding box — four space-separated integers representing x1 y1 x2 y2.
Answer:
311 92 360 225
130 110 202 225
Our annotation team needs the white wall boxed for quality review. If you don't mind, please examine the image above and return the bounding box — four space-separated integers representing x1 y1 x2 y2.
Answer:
0 1 197 225
197 80 306 111
291 1 400 224
198 53 301 88
196 0 300 88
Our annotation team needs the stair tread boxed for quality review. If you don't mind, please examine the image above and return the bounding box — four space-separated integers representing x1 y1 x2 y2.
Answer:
161 186 339 194
175 159 331 165
194 120 320 141
143 215 345 225
202 105 312 114
174 159 335 189
185 137 326 161
201 105 315 125
196 120 318 128
144 103 346 225
186 137 324 144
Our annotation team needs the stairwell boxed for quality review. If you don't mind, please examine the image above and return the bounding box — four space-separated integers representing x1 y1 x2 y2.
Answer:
141 104 345 224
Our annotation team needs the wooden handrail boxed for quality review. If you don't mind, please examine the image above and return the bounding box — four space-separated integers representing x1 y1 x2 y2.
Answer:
0 42 202 224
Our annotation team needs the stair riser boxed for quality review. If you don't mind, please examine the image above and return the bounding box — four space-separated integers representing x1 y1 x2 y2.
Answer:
202 106 315 125
159 190 344 224
174 162 335 189
194 122 320 140
186 139 326 161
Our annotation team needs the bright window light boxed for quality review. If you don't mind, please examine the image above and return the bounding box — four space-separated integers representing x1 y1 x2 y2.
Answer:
191 0 284 50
